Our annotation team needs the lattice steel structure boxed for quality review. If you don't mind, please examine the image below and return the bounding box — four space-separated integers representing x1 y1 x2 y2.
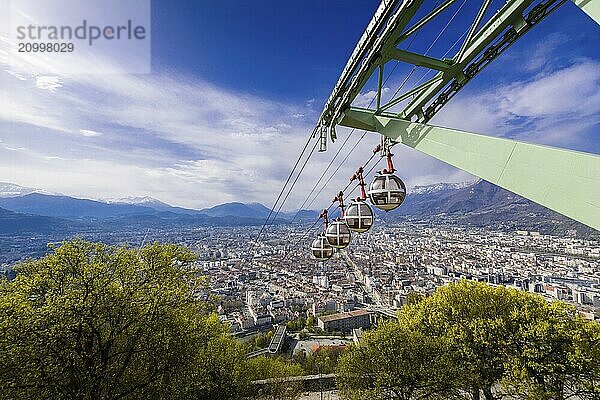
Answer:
315 0 600 230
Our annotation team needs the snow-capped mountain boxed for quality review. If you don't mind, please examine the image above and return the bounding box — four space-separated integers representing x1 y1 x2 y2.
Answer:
102 196 201 214
409 179 479 195
0 180 593 238
0 182 59 198
103 196 171 207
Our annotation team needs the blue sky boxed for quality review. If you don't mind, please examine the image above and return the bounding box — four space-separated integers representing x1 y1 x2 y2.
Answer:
0 0 599 209
151 1 381 102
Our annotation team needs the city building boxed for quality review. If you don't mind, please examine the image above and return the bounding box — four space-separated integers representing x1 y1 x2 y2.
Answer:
317 309 371 332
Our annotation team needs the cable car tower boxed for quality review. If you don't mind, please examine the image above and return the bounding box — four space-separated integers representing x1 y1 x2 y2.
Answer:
315 0 600 231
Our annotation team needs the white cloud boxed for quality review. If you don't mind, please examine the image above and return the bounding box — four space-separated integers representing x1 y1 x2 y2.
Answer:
1 24 598 211
498 61 600 118
522 33 569 72
35 75 62 91
433 60 600 148
5 69 26 81
352 88 390 108
0 31 326 209
78 129 103 137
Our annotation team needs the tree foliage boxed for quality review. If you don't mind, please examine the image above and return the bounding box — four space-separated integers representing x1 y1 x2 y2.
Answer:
337 280 600 400
246 356 304 400
286 316 306 332
246 330 275 352
304 347 344 375
0 240 250 400
337 320 459 400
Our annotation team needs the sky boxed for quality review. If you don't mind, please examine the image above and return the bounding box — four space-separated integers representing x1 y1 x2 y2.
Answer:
0 0 599 210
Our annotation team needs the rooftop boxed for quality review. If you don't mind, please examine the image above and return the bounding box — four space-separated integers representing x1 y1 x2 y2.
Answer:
318 309 370 323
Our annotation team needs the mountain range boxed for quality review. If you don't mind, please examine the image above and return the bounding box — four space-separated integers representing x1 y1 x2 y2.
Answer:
0 207 81 234
0 181 596 238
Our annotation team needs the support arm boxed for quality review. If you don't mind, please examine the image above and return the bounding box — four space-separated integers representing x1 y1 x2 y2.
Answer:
340 108 600 230
573 0 600 24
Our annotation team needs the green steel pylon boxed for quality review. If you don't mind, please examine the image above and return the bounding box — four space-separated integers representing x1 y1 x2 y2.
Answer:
315 0 600 231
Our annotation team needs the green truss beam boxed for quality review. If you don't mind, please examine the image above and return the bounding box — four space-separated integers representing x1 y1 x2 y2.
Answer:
340 108 600 230
399 0 535 120
383 48 453 72
315 0 600 227
317 0 566 146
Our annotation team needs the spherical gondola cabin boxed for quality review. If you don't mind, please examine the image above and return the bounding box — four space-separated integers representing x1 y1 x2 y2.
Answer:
311 234 334 261
344 199 374 233
368 173 406 211
325 219 352 249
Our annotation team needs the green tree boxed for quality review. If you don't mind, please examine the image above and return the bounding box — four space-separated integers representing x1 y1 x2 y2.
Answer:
245 356 304 400
303 347 343 375
0 239 249 400
248 330 274 351
298 331 309 340
503 301 600 399
573 320 600 398
337 280 600 400
286 316 306 332
406 281 526 399
337 321 459 400
405 291 425 306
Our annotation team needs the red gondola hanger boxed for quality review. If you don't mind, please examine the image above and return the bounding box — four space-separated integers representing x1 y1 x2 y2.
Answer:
332 191 345 218
350 166 367 201
376 140 395 174
372 143 382 158
384 149 395 174
319 209 329 228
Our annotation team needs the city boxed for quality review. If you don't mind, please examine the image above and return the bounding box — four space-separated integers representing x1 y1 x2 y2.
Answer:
200 222 600 340
3 207 598 332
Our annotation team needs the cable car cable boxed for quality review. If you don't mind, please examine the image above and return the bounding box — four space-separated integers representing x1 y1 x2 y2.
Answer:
288 131 356 224
268 138 320 228
280 149 381 261
304 129 369 213
256 127 318 242
327 150 379 219
259 55 396 240
290 45 413 225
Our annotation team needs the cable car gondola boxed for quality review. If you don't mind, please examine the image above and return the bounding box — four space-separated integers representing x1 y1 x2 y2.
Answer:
345 199 374 232
324 192 353 248
368 173 406 211
311 209 335 261
368 148 406 211
345 167 374 232
325 218 352 248
311 233 334 260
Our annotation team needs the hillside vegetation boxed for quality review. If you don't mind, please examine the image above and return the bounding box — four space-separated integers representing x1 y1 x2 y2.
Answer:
338 281 600 400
